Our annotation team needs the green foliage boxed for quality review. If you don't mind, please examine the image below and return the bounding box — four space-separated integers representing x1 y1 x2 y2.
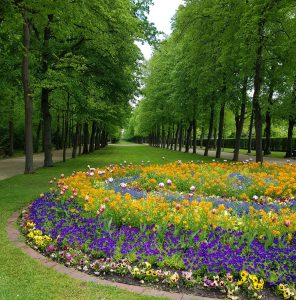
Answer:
126 0 296 155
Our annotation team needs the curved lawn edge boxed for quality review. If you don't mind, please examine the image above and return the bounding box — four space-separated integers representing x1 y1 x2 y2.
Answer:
7 211 218 300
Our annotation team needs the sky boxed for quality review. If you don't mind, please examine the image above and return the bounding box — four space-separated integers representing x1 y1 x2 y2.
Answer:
138 0 183 60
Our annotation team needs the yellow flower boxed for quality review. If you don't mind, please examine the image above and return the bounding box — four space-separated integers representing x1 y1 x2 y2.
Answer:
27 232 34 238
240 270 249 279
278 284 285 291
249 274 258 283
144 262 151 269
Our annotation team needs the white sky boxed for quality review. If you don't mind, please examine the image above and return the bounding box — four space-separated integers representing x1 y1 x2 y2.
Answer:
138 0 184 60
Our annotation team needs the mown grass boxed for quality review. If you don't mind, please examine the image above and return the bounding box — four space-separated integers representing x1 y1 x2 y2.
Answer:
219 147 286 158
0 144 216 300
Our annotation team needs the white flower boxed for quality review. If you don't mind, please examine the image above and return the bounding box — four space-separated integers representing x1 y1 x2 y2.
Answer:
120 183 127 189
190 186 196 192
108 177 114 183
159 182 165 188
166 179 172 185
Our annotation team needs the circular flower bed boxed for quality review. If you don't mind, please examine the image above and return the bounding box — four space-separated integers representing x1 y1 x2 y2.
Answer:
20 161 296 300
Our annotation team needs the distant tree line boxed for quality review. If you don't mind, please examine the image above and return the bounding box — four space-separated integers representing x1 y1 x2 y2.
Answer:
0 0 157 172
125 0 296 161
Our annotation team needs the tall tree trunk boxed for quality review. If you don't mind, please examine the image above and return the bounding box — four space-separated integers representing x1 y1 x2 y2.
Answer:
35 119 42 153
170 124 174 150
200 127 204 148
161 122 165 148
8 100 14 156
22 14 34 173
216 101 225 158
285 77 296 158
192 118 197 154
264 68 275 155
89 121 96 153
166 124 171 149
204 105 214 157
72 122 79 158
247 108 254 153
252 15 266 163
41 15 54 167
233 78 248 161
78 124 82 156
213 127 217 149
178 122 183 152
185 122 193 153
63 93 70 162
95 128 101 150
83 122 89 154
174 124 180 151
55 113 61 150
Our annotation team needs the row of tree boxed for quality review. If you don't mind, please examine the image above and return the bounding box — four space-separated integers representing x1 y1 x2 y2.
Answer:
0 0 156 172
126 0 296 161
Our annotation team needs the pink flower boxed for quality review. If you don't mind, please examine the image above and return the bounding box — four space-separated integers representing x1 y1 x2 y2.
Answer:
159 182 165 188
175 204 181 210
284 220 291 227
190 186 196 192
166 179 172 185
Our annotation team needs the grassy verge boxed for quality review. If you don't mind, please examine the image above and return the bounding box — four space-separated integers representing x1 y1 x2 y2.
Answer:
0 144 215 300
221 148 286 158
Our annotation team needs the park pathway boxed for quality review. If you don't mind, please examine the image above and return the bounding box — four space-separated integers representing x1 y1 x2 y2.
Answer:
0 148 72 181
0 144 295 181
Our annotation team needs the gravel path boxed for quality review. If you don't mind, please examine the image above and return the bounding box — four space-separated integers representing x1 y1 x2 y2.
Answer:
0 148 73 181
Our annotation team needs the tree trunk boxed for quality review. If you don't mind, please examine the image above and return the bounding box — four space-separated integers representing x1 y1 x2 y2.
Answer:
72 122 79 158
78 124 82 156
55 113 61 150
174 124 180 151
200 127 204 148
63 93 70 162
192 118 197 154
285 77 296 158
161 122 165 148
95 128 101 150
247 108 254 153
213 127 217 149
41 15 54 167
264 83 274 155
8 113 14 157
35 119 42 153
204 105 214 156
185 122 193 153
170 125 174 150
166 124 171 149
83 122 89 154
252 15 266 163
216 101 225 158
178 122 183 152
22 15 34 173
233 78 247 161
89 121 96 153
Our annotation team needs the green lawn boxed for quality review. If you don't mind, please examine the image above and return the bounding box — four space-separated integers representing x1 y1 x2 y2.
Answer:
0 144 215 300
221 147 286 158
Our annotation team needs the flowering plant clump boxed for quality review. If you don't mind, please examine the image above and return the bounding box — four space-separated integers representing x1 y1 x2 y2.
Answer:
19 161 296 299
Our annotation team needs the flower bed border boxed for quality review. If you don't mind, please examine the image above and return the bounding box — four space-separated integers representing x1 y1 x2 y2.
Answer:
6 211 218 300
